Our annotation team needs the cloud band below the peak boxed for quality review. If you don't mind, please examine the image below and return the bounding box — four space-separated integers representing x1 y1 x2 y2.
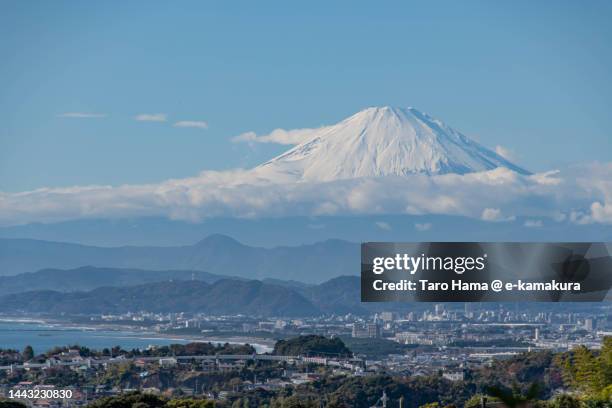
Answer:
1 164 612 227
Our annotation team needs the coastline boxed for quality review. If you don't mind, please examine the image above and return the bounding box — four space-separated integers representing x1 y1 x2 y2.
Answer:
0 316 275 353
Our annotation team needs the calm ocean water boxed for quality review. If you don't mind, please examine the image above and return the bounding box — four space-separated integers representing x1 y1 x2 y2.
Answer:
0 321 271 354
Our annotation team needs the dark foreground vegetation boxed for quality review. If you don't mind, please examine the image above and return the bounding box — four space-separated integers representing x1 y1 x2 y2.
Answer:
0 337 610 407
272 335 352 357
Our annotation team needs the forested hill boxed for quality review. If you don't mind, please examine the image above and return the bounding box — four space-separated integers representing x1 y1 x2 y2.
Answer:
0 279 320 317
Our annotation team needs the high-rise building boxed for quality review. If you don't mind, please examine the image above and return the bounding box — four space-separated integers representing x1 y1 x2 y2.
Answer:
584 318 595 331
367 323 381 338
352 322 381 338
380 312 396 322
464 303 474 318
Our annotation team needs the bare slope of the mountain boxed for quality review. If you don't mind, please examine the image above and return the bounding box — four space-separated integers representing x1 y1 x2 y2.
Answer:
255 106 528 181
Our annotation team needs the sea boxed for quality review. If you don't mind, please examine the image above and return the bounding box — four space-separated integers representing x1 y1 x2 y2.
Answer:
0 320 272 354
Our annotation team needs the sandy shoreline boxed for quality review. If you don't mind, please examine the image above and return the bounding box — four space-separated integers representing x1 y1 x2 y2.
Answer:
0 316 275 353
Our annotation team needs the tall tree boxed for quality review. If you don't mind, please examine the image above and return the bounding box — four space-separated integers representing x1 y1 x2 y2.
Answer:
22 345 34 361
572 346 604 394
600 336 612 386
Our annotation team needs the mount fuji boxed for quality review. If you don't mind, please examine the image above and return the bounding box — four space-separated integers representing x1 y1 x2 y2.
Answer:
254 106 529 182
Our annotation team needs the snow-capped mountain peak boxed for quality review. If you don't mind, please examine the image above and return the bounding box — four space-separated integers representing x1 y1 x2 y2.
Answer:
255 106 529 182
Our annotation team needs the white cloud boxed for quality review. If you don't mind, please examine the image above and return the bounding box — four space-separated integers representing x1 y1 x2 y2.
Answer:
232 127 323 145
524 219 543 228
375 221 391 231
589 201 612 223
415 222 432 231
564 162 612 224
1 164 612 227
571 202 612 225
135 113 167 122
481 208 516 222
58 112 107 118
495 145 515 161
174 120 208 129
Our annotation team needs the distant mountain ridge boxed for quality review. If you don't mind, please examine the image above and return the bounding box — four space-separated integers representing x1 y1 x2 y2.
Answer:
0 279 321 317
0 266 230 296
0 265 366 316
0 234 358 283
0 273 602 317
1 215 610 248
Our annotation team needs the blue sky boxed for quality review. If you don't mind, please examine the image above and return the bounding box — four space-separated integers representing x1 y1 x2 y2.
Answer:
1 1 611 192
